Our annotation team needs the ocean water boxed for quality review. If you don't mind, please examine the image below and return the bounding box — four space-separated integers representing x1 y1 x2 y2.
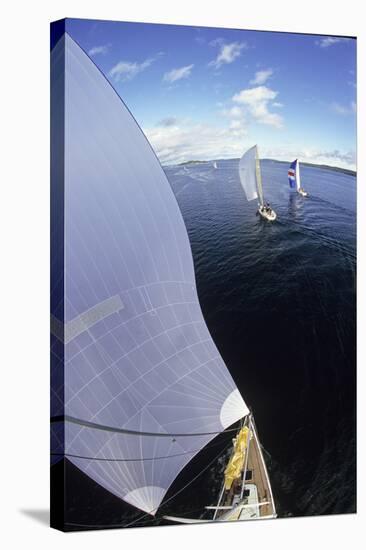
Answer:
60 158 356 528
161 158 356 520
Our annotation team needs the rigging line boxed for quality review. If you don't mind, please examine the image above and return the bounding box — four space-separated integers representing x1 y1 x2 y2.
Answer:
64 439 233 530
51 437 231 462
50 441 229 462
122 439 233 529
63 504 213 530
51 414 240 437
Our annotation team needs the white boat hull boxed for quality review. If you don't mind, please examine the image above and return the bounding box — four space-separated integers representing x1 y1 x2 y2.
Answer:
258 206 277 221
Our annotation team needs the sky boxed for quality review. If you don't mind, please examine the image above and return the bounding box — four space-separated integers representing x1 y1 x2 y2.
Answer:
64 19 357 170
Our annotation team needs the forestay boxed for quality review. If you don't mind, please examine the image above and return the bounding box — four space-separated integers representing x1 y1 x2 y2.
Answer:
51 34 248 515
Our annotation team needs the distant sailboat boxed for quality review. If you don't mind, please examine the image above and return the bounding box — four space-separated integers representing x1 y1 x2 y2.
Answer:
213 161 218 169
288 159 308 197
239 145 277 221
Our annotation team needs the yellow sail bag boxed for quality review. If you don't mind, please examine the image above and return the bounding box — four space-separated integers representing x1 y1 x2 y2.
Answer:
224 426 250 491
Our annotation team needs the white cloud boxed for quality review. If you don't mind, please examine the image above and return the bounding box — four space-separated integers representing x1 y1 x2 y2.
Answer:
272 102 283 108
108 53 163 82
209 42 246 69
88 44 110 56
145 119 247 165
249 68 273 85
316 37 349 48
194 30 206 45
220 105 247 133
331 101 356 115
209 37 224 47
229 119 244 130
140 84 353 171
144 121 355 170
163 64 194 83
222 106 243 118
233 86 284 128
261 145 356 171
157 117 179 127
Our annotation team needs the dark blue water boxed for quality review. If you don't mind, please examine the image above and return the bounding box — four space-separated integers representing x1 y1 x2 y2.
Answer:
59 159 356 528
162 158 356 519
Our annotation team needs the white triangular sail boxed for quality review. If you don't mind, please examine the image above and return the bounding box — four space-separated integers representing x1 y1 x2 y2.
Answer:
295 159 301 191
255 149 264 206
51 33 249 516
213 161 218 169
238 145 264 206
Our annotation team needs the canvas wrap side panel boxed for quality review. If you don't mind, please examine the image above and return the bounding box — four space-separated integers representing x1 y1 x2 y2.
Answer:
50 19 66 531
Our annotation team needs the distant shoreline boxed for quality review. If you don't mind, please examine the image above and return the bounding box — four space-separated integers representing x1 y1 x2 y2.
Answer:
175 158 356 177
262 158 357 177
178 160 207 166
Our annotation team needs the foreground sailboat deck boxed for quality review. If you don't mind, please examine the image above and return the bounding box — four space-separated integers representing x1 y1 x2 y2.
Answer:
217 415 276 521
165 414 276 523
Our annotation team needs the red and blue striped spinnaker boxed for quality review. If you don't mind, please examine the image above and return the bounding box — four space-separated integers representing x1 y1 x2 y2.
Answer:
288 160 297 188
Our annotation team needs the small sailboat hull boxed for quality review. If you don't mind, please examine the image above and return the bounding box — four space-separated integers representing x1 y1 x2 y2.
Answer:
289 159 308 197
258 206 277 221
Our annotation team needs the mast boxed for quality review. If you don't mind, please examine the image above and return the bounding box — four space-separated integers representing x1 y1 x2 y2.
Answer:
255 146 264 206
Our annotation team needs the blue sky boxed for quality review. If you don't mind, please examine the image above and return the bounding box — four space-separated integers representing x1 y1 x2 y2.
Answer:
65 19 357 169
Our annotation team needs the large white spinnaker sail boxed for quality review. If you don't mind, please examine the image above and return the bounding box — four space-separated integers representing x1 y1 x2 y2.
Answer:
51 33 248 517
238 145 264 206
